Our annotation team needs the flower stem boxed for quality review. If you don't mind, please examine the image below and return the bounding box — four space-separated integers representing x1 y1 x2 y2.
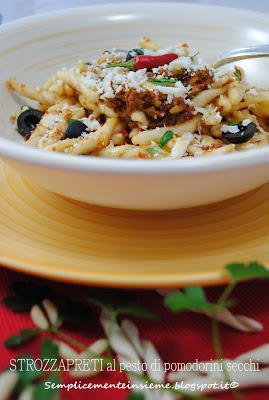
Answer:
211 282 246 400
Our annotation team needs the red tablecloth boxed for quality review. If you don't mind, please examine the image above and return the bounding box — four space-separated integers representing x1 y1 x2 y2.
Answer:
0 267 268 400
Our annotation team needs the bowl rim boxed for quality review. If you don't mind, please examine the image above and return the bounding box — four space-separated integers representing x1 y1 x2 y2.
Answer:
1 1 269 176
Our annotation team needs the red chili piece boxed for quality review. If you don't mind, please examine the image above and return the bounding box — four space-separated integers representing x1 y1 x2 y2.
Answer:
107 53 178 71
135 53 178 70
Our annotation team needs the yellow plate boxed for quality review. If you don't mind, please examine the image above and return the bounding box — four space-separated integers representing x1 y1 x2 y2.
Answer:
1 160 269 288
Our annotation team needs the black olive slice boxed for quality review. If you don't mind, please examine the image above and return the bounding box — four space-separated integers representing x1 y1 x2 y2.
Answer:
63 120 88 139
17 109 44 137
126 48 144 61
222 122 257 144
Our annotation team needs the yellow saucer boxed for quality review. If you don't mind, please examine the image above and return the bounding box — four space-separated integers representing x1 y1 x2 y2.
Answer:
1 160 269 288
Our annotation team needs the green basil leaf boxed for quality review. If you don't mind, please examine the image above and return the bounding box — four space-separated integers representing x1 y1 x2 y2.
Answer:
152 78 176 87
146 148 164 156
159 130 174 148
234 67 241 80
228 120 242 126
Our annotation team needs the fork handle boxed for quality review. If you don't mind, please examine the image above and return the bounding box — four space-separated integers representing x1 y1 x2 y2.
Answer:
214 45 269 68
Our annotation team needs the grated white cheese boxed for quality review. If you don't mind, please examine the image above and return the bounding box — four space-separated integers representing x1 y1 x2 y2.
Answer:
248 88 258 95
195 105 222 125
65 45 212 103
242 119 252 126
80 117 100 131
20 105 30 112
166 94 174 104
170 132 194 158
143 44 190 57
42 113 63 130
212 68 228 81
221 124 240 134
167 57 193 72
222 119 252 134
80 69 100 90
96 67 148 99
155 80 187 97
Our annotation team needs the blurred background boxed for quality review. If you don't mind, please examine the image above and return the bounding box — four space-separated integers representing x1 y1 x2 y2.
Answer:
0 0 269 22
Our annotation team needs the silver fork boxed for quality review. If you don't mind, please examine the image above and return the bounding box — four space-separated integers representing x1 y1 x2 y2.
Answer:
214 44 269 68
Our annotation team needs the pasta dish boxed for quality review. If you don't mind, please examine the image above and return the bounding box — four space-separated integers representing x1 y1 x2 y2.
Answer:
7 37 269 159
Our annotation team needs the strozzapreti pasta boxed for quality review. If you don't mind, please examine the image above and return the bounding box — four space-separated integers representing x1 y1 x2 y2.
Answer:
7 37 269 159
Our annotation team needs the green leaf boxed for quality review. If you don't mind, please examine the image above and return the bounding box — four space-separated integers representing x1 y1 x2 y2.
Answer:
33 372 60 400
5 328 40 348
117 305 158 320
159 130 174 148
228 120 242 126
234 67 241 80
146 147 164 156
226 262 269 282
41 338 59 364
69 118 80 124
164 286 211 312
106 58 136 71
152 78 176 87
128 392 145 400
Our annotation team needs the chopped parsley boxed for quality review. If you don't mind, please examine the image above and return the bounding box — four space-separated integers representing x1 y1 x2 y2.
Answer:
228 120 242 126
234 67 241 80
146 148 164 156
69 118 80 124
152 78 176 87
159 130 174 148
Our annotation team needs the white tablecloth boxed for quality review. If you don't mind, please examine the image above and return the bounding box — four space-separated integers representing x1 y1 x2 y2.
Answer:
1 0 269 22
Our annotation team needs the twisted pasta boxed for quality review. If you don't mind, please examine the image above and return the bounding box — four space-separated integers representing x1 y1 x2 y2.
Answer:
7 38 269 159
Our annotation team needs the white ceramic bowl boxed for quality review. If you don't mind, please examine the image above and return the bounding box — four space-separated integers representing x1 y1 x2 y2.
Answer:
1 3 269 210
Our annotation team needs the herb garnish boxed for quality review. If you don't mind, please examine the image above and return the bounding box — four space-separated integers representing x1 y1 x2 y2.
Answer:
228 120 242 126
159 130 174 148
146 148 164 156
234 66 241 80
152 78 176 87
